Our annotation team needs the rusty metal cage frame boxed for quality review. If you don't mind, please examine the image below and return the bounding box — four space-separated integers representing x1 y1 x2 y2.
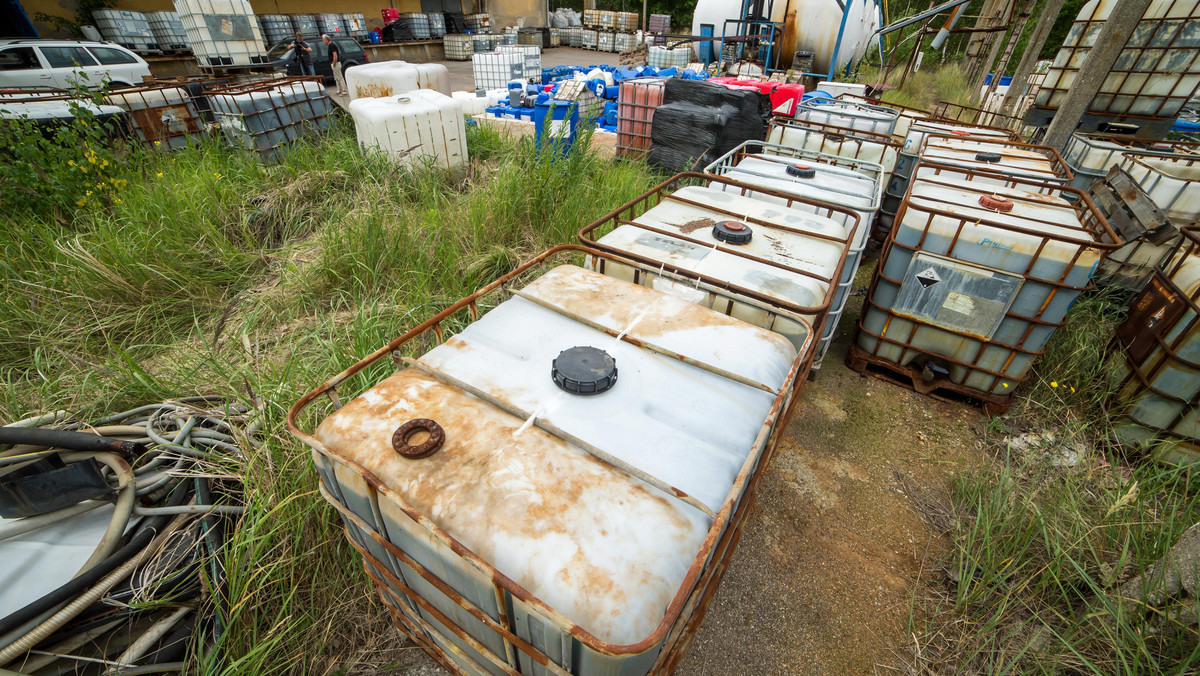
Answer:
1112 225 1200 461
576 172 864 357
99 83 205 148
288 244 817 676
615 78 665 161
930 100 1027 135
851 162 1121 412
203 75 330 160
1121 151 1200 220
1029 0 1200 129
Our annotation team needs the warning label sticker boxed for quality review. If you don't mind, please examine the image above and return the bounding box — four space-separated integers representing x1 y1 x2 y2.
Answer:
916 267 941 289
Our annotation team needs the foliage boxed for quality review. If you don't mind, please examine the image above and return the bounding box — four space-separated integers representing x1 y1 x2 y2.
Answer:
32 0 116 38
0 75 135 218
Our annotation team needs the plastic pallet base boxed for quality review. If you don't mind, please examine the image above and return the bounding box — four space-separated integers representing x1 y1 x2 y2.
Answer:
845 344 1012 415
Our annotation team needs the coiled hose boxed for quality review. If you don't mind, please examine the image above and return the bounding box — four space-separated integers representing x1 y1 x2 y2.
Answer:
0 398 257 673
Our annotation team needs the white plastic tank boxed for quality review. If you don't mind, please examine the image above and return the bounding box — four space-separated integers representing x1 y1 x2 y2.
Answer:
856 173 1116 399
1031 0 1200 134
304 263 805 670
767 118 899 175
174 0 268 67
795 97 899 136
345 61 450 100
704 143 883 252
92 10 157 52
912 137 1072 190
443 35 473 61
350 91 469 169
692 0 880 74
585 184 854 366
648 45 690 69
1123 154 1200 224
146 11 189 51
1061 134 1199 193
1112 230 1200 464
209 79 331 162
452 89 505 116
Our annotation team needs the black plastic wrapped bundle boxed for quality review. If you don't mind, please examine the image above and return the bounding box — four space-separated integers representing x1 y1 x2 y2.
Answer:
444 12 466 33
648 79 769 172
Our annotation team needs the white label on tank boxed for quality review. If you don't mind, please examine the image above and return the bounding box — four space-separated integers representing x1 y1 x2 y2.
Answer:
549 118 567 136
943 291 974 315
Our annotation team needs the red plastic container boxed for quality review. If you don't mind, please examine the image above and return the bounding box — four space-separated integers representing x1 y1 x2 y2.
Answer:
382 8 399 23
708 77 805 117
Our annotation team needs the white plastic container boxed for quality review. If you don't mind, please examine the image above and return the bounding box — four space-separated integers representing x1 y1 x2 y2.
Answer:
817 81 868 99
767 118 899 175
452 89 505 116
93 9 157 52
912 137 1072 189
146 11 189 51
1061 134 1200 193
856 172 1115 399
497 44 541 79
795 98 899 137
290 14 318 36
1031 0 1200 135
174 0 268 67
472 51 525 90
705 143 883 252
1123 154 1200 224
208 78 331 162
296 260 808 674
587 184 855 366
443 35 472 61
345 61 450 101
648 45 690 69
351 91 468 169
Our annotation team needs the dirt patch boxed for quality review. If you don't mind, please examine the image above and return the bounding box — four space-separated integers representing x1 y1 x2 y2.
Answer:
677 293 985 675
678 217 717 234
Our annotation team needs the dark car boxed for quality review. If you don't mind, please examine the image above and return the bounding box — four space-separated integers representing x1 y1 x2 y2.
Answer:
267 37 367 83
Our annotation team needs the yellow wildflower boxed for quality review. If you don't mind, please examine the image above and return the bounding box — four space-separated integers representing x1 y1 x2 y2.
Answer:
155 172 163 178
1050 381 1058 388
76 198 86 206
114 197 122 204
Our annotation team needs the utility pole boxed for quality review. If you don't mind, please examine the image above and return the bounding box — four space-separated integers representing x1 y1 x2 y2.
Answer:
1043 0 1153 149
999 0 1067 116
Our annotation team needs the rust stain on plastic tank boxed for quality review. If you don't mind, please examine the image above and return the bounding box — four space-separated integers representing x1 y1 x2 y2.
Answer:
313 367 707 644
355 84 393 99
522 265 796 353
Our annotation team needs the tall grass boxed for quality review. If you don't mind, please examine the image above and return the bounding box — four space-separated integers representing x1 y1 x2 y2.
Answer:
906 285 1200 674
0 117 661 673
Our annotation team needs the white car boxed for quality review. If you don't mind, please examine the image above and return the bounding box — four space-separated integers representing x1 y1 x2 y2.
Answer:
0 39 152 90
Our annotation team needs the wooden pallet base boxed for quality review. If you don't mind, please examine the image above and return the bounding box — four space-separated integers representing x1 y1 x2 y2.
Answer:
845 344 1012 415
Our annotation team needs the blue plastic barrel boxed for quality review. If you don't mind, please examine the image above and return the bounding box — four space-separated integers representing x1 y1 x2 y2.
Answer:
534 99 580 154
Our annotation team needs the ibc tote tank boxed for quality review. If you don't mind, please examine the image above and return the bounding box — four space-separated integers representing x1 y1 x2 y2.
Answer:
691 0 881 75
174 0 268 67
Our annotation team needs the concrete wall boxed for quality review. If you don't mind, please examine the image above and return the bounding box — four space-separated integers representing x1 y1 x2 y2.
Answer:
23 0 543 38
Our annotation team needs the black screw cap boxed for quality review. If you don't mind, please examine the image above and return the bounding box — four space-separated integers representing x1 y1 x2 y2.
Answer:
785 163 817 178
712 220 753 244
552 346 617 396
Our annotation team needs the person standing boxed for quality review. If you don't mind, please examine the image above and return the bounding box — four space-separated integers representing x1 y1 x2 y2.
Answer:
323 34 347 96
291 32 314 76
